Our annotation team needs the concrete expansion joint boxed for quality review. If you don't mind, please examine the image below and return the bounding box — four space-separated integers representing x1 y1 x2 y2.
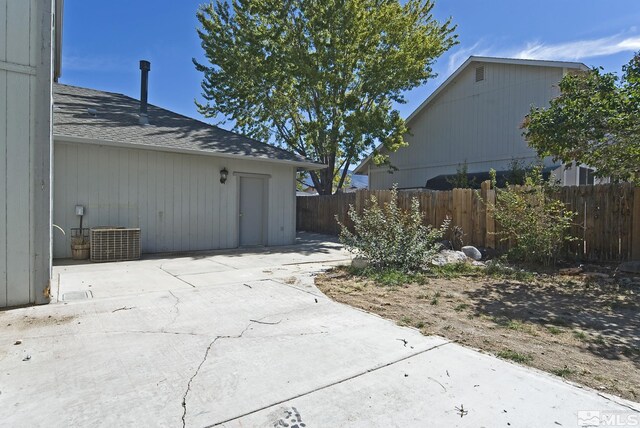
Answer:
596 393 640 413
158 265 197 288
205 340 453 427
267 277 326 299
281 258 351 266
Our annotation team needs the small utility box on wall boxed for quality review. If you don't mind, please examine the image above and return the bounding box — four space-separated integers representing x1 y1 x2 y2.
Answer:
70 204 90 260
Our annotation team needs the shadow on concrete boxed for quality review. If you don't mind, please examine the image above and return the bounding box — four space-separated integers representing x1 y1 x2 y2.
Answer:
145 232 342 260
54 232 343 266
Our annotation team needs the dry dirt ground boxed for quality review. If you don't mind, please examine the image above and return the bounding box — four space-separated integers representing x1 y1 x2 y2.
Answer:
316 266 640 402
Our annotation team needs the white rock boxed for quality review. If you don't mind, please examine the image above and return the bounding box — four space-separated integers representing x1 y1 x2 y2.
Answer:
351 257 369 269
430 250 468 266
461 246 482 261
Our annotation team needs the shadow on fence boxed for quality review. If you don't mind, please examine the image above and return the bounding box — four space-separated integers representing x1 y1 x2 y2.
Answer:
296 182 640 262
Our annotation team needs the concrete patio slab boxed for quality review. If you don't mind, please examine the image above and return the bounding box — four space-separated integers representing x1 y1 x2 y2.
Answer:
231 343 639 427
55 264 193 300
0 234 637 427
0 278 443 428
53 232 350 302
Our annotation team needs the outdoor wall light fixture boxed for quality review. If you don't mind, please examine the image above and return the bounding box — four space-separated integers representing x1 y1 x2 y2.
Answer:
220 167 229 184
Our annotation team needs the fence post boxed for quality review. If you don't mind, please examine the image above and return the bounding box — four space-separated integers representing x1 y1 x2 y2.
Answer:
481 180 496 249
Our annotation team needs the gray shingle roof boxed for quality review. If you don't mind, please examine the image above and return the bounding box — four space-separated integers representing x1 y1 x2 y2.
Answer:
53 83 321 167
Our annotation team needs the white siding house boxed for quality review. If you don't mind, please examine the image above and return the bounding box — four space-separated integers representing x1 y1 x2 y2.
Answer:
1 0 319 308
52 83 321 258
354 56 590 189
0 0 60 307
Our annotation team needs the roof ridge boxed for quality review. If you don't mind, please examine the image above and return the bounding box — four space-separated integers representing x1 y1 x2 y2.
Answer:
468 55 588 67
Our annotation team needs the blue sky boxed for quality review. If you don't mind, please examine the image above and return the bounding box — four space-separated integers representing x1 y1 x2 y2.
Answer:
60 0 640 125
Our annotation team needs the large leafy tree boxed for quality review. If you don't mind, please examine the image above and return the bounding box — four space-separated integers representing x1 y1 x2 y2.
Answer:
194 0 457 194
523 52 640 185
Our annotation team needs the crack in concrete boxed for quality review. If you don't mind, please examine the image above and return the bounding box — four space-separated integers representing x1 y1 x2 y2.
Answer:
20 326 331 343
248 306 312 324
181 323 253 428
251 330 329 340
204 340 452 427
162 291 181 333
130 330 204 337
20 330 210 340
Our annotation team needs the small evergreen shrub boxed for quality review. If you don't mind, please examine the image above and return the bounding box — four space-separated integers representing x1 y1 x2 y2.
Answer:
337 187 448 271
447 160 477 189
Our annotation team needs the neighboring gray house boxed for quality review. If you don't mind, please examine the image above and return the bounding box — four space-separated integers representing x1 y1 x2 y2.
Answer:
52 80 322 258
354 56 595 189
0 0 62 308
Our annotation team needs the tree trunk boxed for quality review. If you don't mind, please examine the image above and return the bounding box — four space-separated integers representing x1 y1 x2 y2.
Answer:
319 167 333 195
316 152 335 195
336 159 351 191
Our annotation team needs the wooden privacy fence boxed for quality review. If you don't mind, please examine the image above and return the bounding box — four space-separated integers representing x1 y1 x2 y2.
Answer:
296 182 640 262
296 192 356 236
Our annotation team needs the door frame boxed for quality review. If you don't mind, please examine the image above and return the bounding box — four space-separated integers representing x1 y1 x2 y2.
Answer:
234 172 270 247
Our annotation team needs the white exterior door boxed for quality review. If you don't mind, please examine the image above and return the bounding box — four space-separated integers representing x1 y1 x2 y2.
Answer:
239 176 266 246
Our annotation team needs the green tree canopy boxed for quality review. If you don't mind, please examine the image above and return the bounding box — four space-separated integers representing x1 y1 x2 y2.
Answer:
523 52 640 185
194 0 457 194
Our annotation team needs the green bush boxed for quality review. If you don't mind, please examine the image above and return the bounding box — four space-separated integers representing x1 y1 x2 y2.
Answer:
487 167 576 266
347 266 429 287
337 187 448 272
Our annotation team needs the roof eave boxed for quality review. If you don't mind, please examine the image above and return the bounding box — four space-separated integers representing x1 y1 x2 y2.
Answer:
353 159 370 175
53 134 326 170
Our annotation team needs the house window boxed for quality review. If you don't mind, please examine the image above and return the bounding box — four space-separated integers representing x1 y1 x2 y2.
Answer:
475 66 485 82
579 167 595 185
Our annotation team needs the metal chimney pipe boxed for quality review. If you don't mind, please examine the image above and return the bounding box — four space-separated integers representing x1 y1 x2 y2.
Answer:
139 60 151 125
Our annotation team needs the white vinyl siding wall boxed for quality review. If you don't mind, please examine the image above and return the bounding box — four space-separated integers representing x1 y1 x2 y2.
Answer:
369 62 564 189
0 0 52 306
53 141 296 258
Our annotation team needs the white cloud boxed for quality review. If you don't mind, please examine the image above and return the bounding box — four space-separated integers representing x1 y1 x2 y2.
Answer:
446 41 492 73
513 34 640 61
446 32 640 71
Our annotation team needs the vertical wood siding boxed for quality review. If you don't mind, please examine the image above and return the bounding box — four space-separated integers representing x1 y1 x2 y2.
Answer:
53 142 296 258
0 0 52 306
369 62 564 189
